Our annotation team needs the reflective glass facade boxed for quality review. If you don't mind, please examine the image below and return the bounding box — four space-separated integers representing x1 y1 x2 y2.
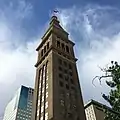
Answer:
3 86 33 120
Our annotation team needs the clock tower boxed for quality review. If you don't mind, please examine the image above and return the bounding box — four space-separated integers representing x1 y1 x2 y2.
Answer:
32 15 86 120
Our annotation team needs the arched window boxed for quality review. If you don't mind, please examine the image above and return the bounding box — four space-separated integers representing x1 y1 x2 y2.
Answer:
41 49 43 57
47 42 49 49
62 43 65 51
66 45 69 53
44 46 46 53
57 41 60 48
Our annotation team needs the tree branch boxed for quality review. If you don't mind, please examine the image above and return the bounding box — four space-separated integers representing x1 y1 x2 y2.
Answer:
92 75 113 86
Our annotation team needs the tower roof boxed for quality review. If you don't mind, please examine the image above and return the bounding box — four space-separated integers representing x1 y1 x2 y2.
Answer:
36 15 72 51
50 15 60 25
41 15 69 40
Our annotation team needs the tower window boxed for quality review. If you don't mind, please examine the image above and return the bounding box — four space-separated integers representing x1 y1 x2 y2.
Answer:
70 79 74 84
65 76 69 81
60 99 64 106
58 59 62 64
47 42 49 49
66 84 69 90
60 93 64 99
64 69 67 74
69 71 72 76
58 66 62 71
41 49 43 57
66 92 70 97
73 105 76 109
66 45 69 53
62 43 65 51
57 41 60 48
64 61 67 67
77 117 79 120
59 73 63 78
44 46 46 53
69 64 72 69
59 81 63 87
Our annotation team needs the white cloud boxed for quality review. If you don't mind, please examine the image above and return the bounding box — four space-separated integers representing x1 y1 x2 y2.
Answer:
0 0 39 119
1 2 120 119
58 5 120 104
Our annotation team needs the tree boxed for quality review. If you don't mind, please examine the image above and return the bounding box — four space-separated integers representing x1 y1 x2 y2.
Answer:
93 61 120 120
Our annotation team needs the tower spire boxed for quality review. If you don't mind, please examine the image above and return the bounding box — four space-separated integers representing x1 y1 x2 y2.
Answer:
50 10 59 25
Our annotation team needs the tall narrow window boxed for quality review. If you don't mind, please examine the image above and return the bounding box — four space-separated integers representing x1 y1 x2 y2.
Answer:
62 43 65 51
66 45 69 53
47 42 49 49
69 71 72 76
66 84 69 90
59 81 63 87
57 41 60 48
64 69 67 74
64 61 67 67
58 59 62 65
70 79 74 84
45 113 48 120
44 46 46 53
69 64 72 69
41 49 43 57
58 66 62 71
59 73 63 78
65 75 69 81
60 99 64 106
45 102 48 109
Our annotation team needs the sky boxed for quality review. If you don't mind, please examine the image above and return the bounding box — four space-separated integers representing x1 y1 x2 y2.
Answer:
0 0 120 119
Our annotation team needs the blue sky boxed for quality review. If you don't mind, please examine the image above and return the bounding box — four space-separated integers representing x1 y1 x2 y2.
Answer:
1 0 120 119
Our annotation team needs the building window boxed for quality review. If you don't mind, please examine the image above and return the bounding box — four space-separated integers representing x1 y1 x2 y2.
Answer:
62 43 65 51
45 113 48 120
69 71 72 76
41 49 43 57
41 106 44 113
66 45 69 53
57 41 60 48
64 69 67 74
59 81 64 87
42 96 44 102
69 64 72 69
60 93 64 99
66 93 70 99
45 102 48 109
47 42 49 49
73 105 76 109
37 109 39 116
58 66 62 71
71 86 75 91
70 79 74 84
41 116 43 120
59 73 63 78
43 79 45 84
46 83 48 89
42 88 44 94
65 75 69 81
60 99 65 106
44 46 46 53
38 100 40 106
46 92 48 98
58 59 62 64
66 84 69 90
77 117 79 120
64 61 67 67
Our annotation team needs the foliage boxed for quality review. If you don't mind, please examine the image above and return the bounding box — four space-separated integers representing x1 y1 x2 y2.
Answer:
94 61 120 120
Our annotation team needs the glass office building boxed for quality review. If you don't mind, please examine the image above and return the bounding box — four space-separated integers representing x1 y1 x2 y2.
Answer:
3 85 34 120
